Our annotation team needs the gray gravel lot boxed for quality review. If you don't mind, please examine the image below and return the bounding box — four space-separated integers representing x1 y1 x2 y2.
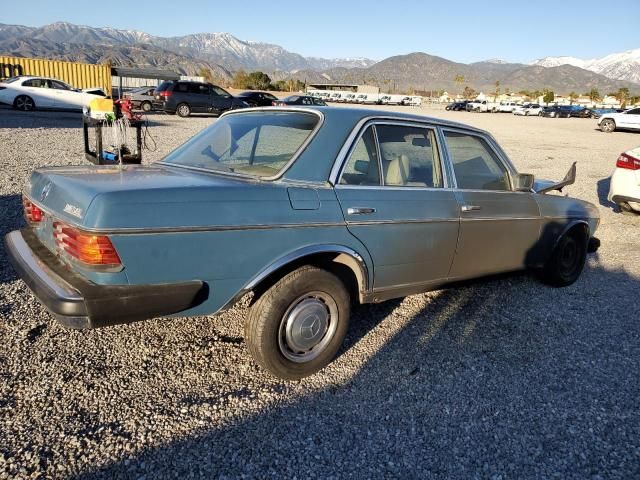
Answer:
0 105 639 479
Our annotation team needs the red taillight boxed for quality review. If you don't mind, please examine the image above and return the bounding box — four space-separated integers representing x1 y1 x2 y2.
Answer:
158 91 172 98
616 152 640 170
53 222 121 267
23 197 43 223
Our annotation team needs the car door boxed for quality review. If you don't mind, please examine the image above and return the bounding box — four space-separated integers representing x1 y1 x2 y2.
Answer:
333 121 460 297
21 78 55 107
622 108 640 129
210 85 233 113
50 80 80 109
441 128 541 280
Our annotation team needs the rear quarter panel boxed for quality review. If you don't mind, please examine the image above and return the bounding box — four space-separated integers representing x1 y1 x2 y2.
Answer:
108 186 372 316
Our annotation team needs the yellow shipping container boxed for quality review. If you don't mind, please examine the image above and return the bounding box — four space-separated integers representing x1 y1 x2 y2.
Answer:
0 56 111 95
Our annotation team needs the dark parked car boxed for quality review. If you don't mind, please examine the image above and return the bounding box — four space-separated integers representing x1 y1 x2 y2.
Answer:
154 80 247 117
6 107 601 379
124 86 156 112
540 105 574 118
445 101 469 111
236 91 279 107
273 95 327 106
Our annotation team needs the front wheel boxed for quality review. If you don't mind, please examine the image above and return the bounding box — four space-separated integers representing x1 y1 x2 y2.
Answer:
176 103 191 117
600 119 616 133
540 229 587 287
245 266 351 380
141 101 152 112
14 95 35 111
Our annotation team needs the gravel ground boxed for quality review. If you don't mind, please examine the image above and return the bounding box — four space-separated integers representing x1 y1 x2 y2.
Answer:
0 104 639 479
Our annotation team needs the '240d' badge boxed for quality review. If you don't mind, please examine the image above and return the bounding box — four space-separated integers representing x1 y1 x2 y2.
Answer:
40 182 52 202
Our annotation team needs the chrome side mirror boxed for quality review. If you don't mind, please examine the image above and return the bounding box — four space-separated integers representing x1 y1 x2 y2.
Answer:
513 173 535 192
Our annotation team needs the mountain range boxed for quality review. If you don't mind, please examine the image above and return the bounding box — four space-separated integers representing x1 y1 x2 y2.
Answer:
532 49 640 84
0 21 638 94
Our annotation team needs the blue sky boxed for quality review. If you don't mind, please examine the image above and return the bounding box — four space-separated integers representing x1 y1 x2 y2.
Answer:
2 0 638 63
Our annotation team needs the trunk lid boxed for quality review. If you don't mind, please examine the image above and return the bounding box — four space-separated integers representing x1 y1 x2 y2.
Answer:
25 164 290 231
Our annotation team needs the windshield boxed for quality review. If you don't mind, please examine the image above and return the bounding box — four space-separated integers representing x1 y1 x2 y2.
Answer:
160 111 320 178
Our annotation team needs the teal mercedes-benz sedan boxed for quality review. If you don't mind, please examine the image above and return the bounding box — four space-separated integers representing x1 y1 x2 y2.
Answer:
5 106 600 379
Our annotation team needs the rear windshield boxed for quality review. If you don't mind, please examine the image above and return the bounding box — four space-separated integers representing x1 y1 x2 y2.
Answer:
155 81 173 92
160 111 320 178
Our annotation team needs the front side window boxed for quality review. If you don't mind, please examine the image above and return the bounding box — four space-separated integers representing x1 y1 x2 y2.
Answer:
443 131 510 191
339 126 380 186
161 111 319 178
212 86 230 97
376 125 442 187
51 80 71 90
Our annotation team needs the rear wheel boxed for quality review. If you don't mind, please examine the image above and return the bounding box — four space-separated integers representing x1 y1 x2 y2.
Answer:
540 228 587 287
14 95 35 111
600 119 616 132
245 266 351 380
176 103 191 117
619 202 638 216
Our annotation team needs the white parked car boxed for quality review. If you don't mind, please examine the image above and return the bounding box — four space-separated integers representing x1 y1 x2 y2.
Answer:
598 107 640 133
379 94 405 105
514 104 541 116
468 99 499 112
0 76 106 111
498 101 518 113
407 96 422 106
608 145 640 214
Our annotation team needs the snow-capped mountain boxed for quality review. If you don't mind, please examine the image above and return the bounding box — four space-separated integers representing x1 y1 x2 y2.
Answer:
0 22 377 72
532 49 640 84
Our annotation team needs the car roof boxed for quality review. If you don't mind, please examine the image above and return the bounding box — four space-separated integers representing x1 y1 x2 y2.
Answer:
225 105 487 134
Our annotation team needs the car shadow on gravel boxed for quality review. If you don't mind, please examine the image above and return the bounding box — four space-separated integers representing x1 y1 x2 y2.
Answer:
0 194 24 284
76 258 640 479
596 177 617 211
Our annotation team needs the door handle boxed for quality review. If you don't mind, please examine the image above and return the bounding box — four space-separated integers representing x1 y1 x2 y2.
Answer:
347 207 376 215
461 205 482 212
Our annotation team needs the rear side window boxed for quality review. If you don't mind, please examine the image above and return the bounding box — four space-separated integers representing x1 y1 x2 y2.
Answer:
340 126 380 186
23 79 47 88
155 81 173 92
443 131 510 191
376 125 442 188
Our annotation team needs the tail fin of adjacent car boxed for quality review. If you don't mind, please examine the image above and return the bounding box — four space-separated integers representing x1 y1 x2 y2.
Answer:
536 162 577 194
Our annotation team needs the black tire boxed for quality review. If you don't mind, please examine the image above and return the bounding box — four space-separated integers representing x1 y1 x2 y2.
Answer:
540 228 588 287
176 103 191 117
600 118 615 133
141 101 152 112
619 202 638 216
245 265 351 380
14 95 35 111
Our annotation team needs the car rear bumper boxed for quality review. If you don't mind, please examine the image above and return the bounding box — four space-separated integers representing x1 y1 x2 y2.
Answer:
4 229 205 329
609 168 640 210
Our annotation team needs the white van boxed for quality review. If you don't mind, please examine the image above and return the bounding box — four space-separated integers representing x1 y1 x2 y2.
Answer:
362 93 381 104
343 93 358 103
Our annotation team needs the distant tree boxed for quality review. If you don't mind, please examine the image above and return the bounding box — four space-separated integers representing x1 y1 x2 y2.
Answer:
247 71 272 90
615 87 630 107
630 96 640 106
454 74 465 92
518 89 531 98
543 89 555 104
568 91 578 104
494 80 501 101
463 86 477 99
587 88 601 102
231 70 252 89
530 90 543 101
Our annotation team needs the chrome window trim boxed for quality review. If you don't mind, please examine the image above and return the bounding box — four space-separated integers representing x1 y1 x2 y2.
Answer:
158 107 325 182
439 126 517 192
333 118 451 189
